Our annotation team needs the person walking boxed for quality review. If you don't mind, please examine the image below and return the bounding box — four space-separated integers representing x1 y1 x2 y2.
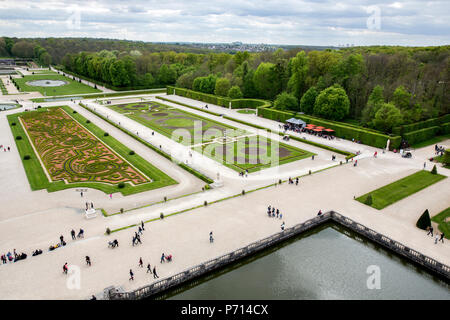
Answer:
434 233 440 244
141 221 145 231
63 263 68 274
209 231 214 243
129 269 134 281
147 263 152 273
60 235 64 245
138 226 143 235
109 193 112 200
71 229 76 240
423 162 426 170
153 266 159 279
139 257 143 268
85 256 91 266
160 253 165 263
439 233 445 243
296 177 299 186
281 222 285 231
427 226 434 237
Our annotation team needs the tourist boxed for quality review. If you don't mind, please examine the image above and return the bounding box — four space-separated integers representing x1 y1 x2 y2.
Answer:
276 209 279 218
60 235 64 245
439 233 445 243
109 193 112 200
427 226 434 237
86 256 91 266
165 254 172 262
374 151 377 158
317 210 322 216
423 162 426 170
91 295 97 300
153 266 159 279
80 191 83 197
77 228 84 239
281 222 285 231
279 213 283 220
141 221 145 231
312 155 314 160
139 257 143 268
138 226 143 235
136 234 142 245
71 229 76 240
129 269 134 281
209 231 214 243
63 263 68 274
147 263 152 273
296 177 299 186
434 233 440 244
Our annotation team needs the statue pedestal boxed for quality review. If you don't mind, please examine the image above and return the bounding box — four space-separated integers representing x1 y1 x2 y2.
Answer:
85 208 97 219
211 180 223 188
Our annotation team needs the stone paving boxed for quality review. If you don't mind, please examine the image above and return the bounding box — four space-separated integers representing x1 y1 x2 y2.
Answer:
0 92 448 299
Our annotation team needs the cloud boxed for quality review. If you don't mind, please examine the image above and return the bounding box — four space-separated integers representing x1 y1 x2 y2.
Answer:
0 0 448 46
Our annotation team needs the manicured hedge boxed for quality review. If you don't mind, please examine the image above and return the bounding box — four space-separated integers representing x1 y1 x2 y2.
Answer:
258 107 401 149
403 126 440 146
441 122 450 134
167 86 272 110
393 114 450 135
231 99 271 109
168 86 231 107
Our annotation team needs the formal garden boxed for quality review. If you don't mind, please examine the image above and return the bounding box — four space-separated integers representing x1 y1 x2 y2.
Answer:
12 74 100 96
107 101 249 145
8 106 177 195
192 135 313 173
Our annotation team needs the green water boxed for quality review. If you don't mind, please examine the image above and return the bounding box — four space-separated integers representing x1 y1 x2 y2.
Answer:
163 224 450 300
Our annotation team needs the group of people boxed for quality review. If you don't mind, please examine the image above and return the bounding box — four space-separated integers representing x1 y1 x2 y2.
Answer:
434 144 445 156
267 205 283 220
426 226 445 244
1 249 27 264
238 170 249 178
287 177 299 185
70 228 84 240
0 144 11 152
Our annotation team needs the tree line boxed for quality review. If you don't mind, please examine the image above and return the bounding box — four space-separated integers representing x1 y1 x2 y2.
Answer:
1 37 448 133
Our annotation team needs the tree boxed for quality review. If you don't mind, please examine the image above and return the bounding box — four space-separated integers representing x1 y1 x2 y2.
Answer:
11 41 35 58
109 59 129 87
253 62 277 100
214 78 231 97
274 92 298 112
158 64 177 85
300 86 318 115
416 209 431 230
392 85 411 110
431 164 437 174
372 102 403 133
228 85 243 99
287 51 308 100
364 194 373 206
176 71 195 89
313 85 350 120
362 85 385 125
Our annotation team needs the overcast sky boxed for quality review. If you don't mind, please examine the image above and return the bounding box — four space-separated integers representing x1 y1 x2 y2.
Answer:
0 0 449 46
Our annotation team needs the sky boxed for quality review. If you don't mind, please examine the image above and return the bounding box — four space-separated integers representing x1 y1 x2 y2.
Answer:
0 0 449 46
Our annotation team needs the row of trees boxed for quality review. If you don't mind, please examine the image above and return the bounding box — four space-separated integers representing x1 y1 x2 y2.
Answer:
3 37 448 132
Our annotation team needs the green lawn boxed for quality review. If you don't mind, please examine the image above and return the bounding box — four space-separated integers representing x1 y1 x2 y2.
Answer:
8 106 177 195
356 170 447 210
431 207 450 239
237 109 256 115
13 74 100 96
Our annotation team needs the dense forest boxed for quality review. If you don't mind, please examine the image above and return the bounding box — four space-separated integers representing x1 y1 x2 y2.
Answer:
1 37 449 133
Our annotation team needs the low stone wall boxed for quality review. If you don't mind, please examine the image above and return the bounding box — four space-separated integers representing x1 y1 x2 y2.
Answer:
106 211 450 300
